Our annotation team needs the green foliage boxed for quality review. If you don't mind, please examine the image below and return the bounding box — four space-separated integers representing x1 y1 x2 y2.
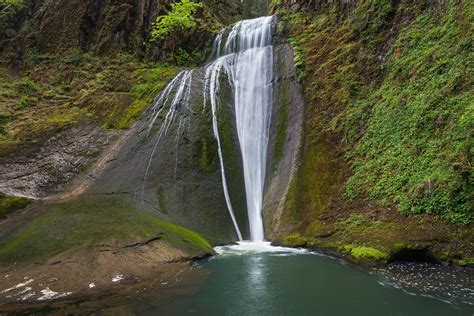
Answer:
175 47 203 66
343 2 473 224
0 0 23 25
279 0 473 225
351 0 393 42
0 0 22 6
150 0 204 65
15 95 37 109
150 0 203 42
115 64 179 129
0 50 182 154
283 232 306 247
0 112 10 137
341 213 366 227
14 76 38 95
458 258 474 266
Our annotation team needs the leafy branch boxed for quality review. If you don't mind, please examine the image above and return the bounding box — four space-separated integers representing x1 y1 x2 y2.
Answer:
150 0 204 65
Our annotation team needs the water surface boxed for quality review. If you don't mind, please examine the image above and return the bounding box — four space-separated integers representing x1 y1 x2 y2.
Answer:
91 242 473 315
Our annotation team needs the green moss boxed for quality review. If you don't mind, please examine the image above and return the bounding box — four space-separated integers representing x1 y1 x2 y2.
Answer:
458 258 474 266
0 194 33 218
392 242 408 250
16 106 85 139
156 185 169 215
14 76 39 95
341 213 366 227
197 135 218 172
116 65 179 129
15 95 37 110
273 79 289 171
302 220 337 240
0 52 180 153
0 112 11 137
347 245 389 261
283 133 347 231
0 196 212 265
282 232 307 247
392 242 426 251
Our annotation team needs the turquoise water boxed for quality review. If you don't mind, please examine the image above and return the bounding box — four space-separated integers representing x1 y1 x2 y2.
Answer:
92 243 473 315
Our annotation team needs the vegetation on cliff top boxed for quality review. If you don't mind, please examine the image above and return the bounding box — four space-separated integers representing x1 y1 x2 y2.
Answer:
0 51 178 153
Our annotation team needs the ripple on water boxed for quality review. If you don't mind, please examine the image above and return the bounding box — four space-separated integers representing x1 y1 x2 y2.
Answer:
378 262 474 307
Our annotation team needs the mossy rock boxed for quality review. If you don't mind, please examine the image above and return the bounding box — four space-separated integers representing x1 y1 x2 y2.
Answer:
392 242 427 251
0 194 33 219
0 196 212 265
282 232 307 247
304 220 335 238
345 245 389 261
458 258 474 267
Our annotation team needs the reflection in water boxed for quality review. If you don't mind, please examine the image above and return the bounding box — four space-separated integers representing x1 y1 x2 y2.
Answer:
244 255 267 307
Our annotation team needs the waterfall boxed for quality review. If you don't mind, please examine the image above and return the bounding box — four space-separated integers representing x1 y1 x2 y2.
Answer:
205 16 274 242
145 16 274 242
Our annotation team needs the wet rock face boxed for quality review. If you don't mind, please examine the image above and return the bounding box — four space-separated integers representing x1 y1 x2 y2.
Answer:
0 124 115 199
23 0 173 55
263 43 305 240
85 67 246 243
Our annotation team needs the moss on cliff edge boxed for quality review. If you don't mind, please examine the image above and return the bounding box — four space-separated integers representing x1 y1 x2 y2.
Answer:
0 194 32 219
0 196 212 266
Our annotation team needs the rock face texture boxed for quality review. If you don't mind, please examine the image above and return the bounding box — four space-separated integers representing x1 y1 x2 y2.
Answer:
0 235 209 307
2 0 269 60
263 43 305 240
0 124 116 199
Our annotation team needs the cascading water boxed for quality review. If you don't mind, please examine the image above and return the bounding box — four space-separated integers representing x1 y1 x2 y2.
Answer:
204 16 274 242
144 16 274 242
